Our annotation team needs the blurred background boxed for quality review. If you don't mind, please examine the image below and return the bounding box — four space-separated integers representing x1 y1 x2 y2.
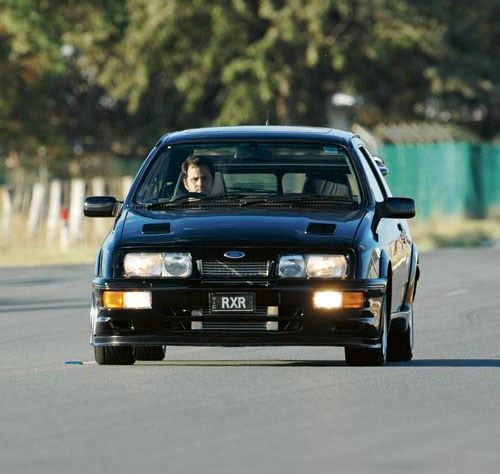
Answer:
0 0 499 265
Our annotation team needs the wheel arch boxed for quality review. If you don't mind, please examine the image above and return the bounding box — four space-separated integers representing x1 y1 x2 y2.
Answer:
403 242 419 305
379 250 392 329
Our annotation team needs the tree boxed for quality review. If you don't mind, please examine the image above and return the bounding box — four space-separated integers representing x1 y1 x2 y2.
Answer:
416 0 500 139
0 0 498 179
91 0 445 134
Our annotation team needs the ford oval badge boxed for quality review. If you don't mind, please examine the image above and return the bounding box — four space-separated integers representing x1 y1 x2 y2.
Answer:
224 251 245 259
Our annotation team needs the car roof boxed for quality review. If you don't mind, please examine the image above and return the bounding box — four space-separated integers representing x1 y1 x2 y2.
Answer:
159 126 356 146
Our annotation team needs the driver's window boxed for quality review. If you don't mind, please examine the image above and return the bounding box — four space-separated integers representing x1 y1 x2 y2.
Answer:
134 151 172 203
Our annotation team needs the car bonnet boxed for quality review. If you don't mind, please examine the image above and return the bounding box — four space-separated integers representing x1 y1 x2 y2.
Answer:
120 208 364 248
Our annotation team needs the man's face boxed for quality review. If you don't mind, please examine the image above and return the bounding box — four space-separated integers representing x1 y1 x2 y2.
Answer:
183 164 213 194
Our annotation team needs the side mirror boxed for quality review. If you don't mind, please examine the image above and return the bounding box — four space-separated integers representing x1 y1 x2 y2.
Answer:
84 196 120 217
373 156 389 176
377 197 415 219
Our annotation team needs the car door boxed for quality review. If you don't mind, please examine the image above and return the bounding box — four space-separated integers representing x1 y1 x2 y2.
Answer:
357 145 410 313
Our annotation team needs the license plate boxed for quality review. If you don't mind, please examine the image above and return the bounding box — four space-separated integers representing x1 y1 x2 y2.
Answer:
209 293 255 313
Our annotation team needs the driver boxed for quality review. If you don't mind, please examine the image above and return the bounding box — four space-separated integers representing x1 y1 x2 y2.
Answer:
181 154 214 195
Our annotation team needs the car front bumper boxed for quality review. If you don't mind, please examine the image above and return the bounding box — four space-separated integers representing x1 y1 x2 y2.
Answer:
91 278 387 348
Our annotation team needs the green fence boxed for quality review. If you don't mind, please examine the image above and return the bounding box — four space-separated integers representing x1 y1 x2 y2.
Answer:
380 142 500 221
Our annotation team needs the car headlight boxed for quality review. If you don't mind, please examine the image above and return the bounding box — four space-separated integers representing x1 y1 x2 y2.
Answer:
306 255 348 278
278 254 348 278
163 253 192 277
124 253 163 277
277 255 306 278
124 252 192 278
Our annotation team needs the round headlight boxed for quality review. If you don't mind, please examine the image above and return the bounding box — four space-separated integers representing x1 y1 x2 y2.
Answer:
306 255 348 278
278 255 306 278
163 253 192 277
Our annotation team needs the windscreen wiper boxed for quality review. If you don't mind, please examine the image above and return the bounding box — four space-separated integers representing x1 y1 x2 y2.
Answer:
239 195 355 207
136 194 355 210
139 193 227 209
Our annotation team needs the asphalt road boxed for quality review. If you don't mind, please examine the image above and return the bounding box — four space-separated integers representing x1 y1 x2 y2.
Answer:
1 248 499 474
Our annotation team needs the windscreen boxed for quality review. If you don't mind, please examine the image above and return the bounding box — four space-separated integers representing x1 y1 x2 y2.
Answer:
132 142 362 206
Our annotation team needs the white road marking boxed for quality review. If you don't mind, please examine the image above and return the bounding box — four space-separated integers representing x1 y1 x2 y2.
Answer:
444 288 469 297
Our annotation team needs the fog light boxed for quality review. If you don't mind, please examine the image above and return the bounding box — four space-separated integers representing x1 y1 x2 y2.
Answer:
123 291 152 309
313 291 342 309
102 291 152 309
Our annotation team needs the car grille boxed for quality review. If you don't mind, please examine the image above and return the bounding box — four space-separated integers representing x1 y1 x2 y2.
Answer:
192 305 277 331
199 322 270 331
164 306 304 333
199 260 270 277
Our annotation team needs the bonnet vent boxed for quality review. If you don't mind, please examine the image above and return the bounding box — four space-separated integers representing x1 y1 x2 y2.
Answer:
142 223 172 234
305 223 336 235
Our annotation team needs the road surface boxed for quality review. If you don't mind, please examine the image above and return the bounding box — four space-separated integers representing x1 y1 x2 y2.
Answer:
1 248 499 473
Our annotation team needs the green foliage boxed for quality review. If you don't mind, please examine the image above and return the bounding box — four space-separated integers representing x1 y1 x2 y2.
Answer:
0 0 498 179
418 0 500 138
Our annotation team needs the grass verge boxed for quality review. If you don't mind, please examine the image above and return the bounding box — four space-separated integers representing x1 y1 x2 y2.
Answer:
410 216 500 251
1 216 499 267
0 241 99 267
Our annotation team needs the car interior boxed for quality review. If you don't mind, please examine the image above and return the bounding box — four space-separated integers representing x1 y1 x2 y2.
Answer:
134 148 360 203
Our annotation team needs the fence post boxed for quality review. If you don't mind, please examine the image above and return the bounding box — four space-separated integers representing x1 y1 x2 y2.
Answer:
91 177 107 238
46 180 62 243
1 186 12 245
466 144 487 219
60 207 69 252
69 178 86 244
122 176 133 201
27 182 46 239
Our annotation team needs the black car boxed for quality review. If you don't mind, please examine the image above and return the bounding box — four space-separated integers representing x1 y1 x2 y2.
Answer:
84 126 418 366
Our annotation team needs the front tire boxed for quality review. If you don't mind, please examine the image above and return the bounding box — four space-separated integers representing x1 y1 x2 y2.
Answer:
345 298 388 366
95 346 136 365
387 306 413 362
